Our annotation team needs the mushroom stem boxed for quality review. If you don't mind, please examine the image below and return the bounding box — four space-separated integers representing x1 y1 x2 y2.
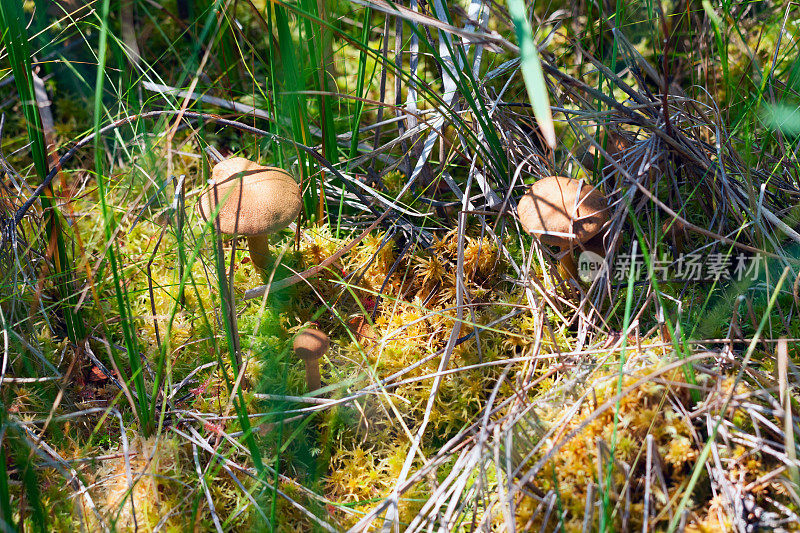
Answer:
247 235 270 271
557 248 580 284
304 359 321 391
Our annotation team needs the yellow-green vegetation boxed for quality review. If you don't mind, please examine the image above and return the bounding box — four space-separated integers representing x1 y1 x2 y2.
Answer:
516 354 788 531
5 152 799 529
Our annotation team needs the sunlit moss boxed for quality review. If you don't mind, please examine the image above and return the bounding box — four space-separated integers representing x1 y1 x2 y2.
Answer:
511 353 789 531
326 440 424 528
88 436 199 531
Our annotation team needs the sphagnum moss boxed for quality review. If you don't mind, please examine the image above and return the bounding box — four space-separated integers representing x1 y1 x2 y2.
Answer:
512 353 788 531
5 0 799 529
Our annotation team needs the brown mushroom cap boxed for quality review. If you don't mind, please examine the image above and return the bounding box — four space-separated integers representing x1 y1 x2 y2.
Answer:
198 157 302 236
293 328 329 361
517 176 609 249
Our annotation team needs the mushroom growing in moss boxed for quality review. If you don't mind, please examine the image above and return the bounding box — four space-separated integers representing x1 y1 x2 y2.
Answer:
293 328 329 391
197 157 302 271
517 176 611 284
577 132 630 174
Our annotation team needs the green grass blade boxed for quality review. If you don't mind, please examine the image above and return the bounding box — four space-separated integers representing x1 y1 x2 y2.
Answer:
505 0 555 148
209 229 266 472
273 5 314 219
298 0 338 221
0 0 86 344
348 7 373 162
1 422 47 532
629 212 699 402
0 418 15 532
599 236 638 531
91 0 152 435
300 0 338 164
16 437 47 533
702 0 728 93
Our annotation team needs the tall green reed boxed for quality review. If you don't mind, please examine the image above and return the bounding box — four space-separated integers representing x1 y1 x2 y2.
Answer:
0 4 88 527
0 0 86 344
90 0 153 435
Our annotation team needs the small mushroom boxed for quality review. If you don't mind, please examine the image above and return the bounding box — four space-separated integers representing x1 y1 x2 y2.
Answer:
293 328 329 391
198 157 302 271
517 176 610 284
347 316 377 343
662 218 689 259
576 132 630 174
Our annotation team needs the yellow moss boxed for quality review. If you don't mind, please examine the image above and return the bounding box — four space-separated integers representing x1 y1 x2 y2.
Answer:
685 495 734 532
91 437 183 531
518 357 700 529
326 442 423 529
299 224 341 269
664 434 698 468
